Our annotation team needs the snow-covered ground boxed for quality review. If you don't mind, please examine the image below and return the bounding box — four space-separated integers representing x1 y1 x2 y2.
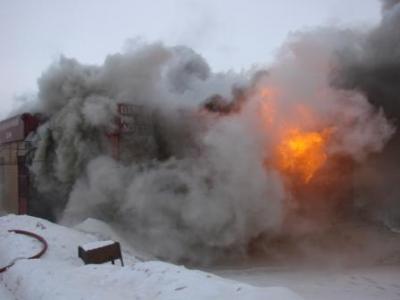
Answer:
0 283 14 299
0 214 302 300
1 214 400 300
214 265 400 300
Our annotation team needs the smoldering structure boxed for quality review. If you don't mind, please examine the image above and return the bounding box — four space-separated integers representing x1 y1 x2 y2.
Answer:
9 1 400 264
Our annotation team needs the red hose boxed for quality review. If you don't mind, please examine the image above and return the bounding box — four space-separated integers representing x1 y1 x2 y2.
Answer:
0 229 48 273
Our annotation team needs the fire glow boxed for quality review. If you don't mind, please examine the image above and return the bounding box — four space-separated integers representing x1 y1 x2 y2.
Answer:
259 87 331 183
277 128 330 183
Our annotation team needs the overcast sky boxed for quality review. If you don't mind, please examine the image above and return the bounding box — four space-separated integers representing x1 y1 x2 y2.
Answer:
0 0 381 118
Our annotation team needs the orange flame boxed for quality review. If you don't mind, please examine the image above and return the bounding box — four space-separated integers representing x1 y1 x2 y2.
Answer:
257 86 332 183
277 128 331 183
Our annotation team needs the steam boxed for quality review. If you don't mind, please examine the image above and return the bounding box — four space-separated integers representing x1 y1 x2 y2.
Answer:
24 2 399 264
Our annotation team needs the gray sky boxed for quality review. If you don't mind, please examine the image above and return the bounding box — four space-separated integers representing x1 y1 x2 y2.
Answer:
0 0 381 117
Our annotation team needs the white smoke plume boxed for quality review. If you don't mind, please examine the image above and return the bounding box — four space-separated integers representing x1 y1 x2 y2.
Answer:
24 3 399 264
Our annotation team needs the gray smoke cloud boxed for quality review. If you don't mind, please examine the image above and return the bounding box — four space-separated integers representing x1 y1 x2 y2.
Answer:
332 1 400 229
24 2 400 264
381 0 400 11
333 2 400 119
29 43 286 263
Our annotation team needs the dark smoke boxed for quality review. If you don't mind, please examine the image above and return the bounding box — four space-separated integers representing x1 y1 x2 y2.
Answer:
332 1 400 229
333 1 400 119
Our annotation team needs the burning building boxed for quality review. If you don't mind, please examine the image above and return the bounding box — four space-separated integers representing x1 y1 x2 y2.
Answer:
0 0 399 264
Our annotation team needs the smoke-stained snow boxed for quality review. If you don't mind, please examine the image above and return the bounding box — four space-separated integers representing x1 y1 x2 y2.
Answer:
23 1 400 264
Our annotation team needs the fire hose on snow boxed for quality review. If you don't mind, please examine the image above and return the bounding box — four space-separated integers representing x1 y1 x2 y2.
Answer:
0 229 48 273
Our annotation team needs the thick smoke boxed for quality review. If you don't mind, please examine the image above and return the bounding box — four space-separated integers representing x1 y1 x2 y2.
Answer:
332 1 400 229
29 43 286 263
25 2 400 264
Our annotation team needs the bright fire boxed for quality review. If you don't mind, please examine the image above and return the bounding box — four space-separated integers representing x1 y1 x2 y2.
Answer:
277 128 330 183
258 86 331 183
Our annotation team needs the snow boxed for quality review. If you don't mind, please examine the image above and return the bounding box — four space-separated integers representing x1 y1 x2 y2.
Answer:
0 214 302 300
80 240 116 251
214 265 400 300
2 214 399 300
0 282 14 299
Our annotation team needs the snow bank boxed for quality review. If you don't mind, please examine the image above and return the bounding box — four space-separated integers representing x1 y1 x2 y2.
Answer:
0 214 302 300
